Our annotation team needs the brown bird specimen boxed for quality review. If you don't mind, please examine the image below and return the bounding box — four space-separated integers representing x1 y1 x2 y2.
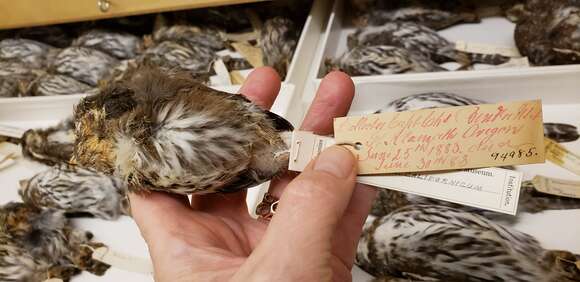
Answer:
513 0 580 65
16 118 76 166
0 202 110 281
73 66 293 195
260 17 299 79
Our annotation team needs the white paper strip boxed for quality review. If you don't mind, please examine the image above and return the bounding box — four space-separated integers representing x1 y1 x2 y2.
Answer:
92 247 153 274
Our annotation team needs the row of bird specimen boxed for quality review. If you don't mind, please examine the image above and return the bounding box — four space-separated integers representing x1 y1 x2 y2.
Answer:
0 1 309 98
326 0 580 76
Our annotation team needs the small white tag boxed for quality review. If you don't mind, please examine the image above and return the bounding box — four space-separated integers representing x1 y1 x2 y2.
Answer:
532 175 580 198
289 131 336 171
455 40 521 57
0 124 26 139
43 279 63 282
289 132 522 215
0 153 17 171
92 247 153 274
210 59 232 86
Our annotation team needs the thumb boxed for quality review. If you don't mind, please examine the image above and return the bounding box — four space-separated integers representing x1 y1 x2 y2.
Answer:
236 146 357 280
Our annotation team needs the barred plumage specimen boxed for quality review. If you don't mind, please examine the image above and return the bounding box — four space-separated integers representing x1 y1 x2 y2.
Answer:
260 17 299 79
73 30 142 59
19 166 128 220
27 74 94 96
329 45 445 76
0 39 57 68
142 41 215 75
0 74 38 98
356 7 479 30
0 202 110 281
0 60 34 76
357 205 580 282
348 22 509 66
153 25 226 51
50 47 119 86
73 66 293 194
514 0 580 65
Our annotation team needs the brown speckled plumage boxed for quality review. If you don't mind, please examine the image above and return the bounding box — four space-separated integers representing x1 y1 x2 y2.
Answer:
0 202 109 281
73 66 293 194
514 0 580 65
260 17 299 79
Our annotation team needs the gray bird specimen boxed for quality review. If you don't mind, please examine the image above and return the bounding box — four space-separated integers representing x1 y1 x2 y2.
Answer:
27 74 94 96
0 202 110 281
260 17 299 79
357 205 580 282
0 39 58 68
152 25 226 51
348 22 509 66
141 41 215 76
328 45 445 76
50 47 119 86
19 166 129 220
73 29 143 60
355 6 479 30
514 0 580 65
73 66 293 195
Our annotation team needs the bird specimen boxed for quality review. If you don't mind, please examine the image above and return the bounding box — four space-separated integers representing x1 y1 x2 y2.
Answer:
328 45 445 76
26 74 95 96
354 7 479 30
347 22 509 66
73 66 293 194
222 56 253 71
19 166 128 220
0 202 110 281
0 38 57 68
260 17 299 79
142 41 215 76
0 118 76 166
0 73 38 98
357 204 580 282
50 47 119 86
543 123 580 143
73 29 142 60
0 60 33 76
514 0 580 65
152 25 226 51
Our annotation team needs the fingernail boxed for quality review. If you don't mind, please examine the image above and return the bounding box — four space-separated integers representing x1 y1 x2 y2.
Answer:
314 146 355 178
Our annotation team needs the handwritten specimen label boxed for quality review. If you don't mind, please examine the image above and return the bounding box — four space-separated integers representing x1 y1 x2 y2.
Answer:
289 131 523 214
544 138 580 176
532 175 580 198
334 100 546 175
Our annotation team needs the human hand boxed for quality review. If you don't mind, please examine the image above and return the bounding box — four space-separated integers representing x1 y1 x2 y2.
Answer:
130 67 377 282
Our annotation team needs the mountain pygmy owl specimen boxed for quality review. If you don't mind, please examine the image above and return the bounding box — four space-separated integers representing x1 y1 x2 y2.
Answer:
73 66 293 194
17 118 76 166
19 166 129 220
354 6 479 30
73 29 143 60
357 205 580 282
0 202 110 281
0 38 57 68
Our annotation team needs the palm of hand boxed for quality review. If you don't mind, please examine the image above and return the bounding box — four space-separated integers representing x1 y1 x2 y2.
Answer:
130 68 376 282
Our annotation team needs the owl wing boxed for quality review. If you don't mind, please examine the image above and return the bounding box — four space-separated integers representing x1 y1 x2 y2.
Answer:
225 92 294 132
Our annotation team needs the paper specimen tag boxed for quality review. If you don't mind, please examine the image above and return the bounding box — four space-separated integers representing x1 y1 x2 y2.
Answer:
455 40 522 57
0 153 17 171
544 138 580 176
334 100 545 175
43 279 63 282
231 42 263 68
532 175 580 198
211 59 232 86
289 131 522 214
92 247 153 274
0 124 26 139
230 71 246 85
